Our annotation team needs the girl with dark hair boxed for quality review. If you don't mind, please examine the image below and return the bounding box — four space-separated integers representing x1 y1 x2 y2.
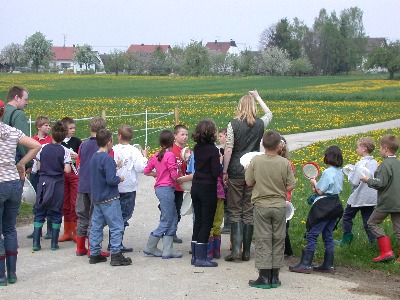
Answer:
190 120 222 267
290 145 344 274
143 130 181 259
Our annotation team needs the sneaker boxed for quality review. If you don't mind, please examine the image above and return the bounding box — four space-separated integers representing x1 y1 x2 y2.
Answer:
173 235 183 243
89 254 108 264
110 252 132 266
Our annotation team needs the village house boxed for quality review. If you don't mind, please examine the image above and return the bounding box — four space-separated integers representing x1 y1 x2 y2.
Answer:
51 46 103 73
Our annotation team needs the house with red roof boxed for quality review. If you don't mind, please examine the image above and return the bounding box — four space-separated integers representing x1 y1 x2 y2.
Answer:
51 46 103 73
127 44 171 54
205 40 240 55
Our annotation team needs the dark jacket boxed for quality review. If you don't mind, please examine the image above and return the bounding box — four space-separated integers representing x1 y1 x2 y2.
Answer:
306 195 343 230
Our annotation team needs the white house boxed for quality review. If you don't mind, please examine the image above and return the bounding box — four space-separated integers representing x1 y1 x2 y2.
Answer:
51 46 103 73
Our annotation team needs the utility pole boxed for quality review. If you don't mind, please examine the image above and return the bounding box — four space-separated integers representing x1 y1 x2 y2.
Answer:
62 34 67 47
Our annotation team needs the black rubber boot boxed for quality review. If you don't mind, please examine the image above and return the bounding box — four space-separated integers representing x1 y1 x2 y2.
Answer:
242 224 254 261
0 256 6 286
120 231 133 253
249 269 271 289
44 216 52 240
224 222 243 261
289 250 314 274
51 224 61 250
271 268 281 288
110 252 132 266
191 241 196 265
221 206 231 234
5 252 18 284
313 251 334 273
32 223 43 251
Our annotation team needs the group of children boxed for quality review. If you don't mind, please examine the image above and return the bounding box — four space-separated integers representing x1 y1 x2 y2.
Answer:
23 112 400 285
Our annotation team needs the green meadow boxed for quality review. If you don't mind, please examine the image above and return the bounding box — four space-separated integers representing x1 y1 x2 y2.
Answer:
2 73 400 274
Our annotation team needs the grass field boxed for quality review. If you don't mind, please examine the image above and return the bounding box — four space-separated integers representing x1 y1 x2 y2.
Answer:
2 73 400 274
1 73 399 150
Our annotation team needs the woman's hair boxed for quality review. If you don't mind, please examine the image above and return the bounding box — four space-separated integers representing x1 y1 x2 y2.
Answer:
235 94 257 127
192 120 217 144
379 135 399 154
278 136 290 159
323 145 343 167
157 130 174 162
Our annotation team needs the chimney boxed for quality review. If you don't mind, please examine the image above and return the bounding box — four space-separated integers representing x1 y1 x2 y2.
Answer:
141 43 144 46
230 40 237 47
215 40 217 43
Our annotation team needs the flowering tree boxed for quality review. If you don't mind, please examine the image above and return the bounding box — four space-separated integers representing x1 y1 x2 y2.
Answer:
257 46 291 75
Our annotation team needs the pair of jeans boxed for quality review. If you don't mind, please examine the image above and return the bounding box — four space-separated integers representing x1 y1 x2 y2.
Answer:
89 199 124 255
120 191 136 224
0 180 22 255
152 186 177 237
305 218 337 252
191 183 217 243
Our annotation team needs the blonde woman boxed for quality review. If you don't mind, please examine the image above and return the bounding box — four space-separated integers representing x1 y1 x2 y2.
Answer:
223 90 273 262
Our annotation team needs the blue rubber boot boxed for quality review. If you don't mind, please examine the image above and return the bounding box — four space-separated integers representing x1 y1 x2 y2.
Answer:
32 222 43 251
194 243 218 267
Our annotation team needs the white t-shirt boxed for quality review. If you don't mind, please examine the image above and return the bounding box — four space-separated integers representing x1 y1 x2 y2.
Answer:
0 122 24 183
113 144 148 193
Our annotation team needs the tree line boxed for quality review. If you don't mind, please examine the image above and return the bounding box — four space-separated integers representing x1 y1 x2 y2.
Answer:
1 7 399 78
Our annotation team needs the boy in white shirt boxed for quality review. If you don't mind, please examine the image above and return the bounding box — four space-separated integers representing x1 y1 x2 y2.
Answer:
112 125 148 252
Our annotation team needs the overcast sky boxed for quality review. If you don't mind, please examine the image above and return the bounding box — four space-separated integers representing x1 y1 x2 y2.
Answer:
1 0 398 53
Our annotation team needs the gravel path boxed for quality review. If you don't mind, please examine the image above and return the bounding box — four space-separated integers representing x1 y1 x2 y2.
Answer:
3 119 399 300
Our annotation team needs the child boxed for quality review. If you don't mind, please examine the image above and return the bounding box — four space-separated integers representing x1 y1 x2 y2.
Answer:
88 129 132 266
75 116 109 257
170 124 189 243
218 128 231 235
143 130 181 259
361 135 400 262
59 117 82 243
246 130 296 289
190 120 221 267
28 116 53 240
112 125 148 252
336 137 378 246
32 121 72 251
290 145 344 274
178 142 225 262
278 136 295 257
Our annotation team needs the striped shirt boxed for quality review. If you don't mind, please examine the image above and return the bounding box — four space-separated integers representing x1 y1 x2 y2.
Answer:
0 122 24 183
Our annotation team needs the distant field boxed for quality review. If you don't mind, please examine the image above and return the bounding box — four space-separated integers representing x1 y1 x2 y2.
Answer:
0 73 399 150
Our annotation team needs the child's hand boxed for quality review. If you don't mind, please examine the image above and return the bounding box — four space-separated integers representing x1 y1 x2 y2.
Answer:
248 90 260 99
119 175 124 182
142 146 150 157
70 150 78 160
360 176 369 183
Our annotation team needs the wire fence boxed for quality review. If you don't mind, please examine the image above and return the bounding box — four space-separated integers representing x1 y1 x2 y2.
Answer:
28 109 176 147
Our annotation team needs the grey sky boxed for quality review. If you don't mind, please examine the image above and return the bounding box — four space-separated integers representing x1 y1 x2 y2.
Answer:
1 0 398 53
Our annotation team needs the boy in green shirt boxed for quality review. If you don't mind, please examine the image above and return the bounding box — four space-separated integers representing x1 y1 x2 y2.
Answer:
361 135 400 262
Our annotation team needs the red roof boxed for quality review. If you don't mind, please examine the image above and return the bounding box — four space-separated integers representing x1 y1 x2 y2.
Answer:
205 41 232 53
127 44 170 54
52 46 75 60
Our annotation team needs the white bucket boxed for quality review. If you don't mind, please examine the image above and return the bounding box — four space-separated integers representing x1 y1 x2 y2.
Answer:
181 192 193 216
